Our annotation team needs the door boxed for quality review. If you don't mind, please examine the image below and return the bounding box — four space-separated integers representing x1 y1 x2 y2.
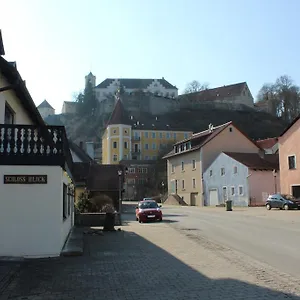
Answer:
190 193 198 206
292 186 300 199
209 189 218 206
222 187 228 203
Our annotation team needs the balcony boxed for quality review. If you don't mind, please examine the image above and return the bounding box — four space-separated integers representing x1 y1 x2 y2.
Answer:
131 149 141 154
132 136 141 141
0 124 72 168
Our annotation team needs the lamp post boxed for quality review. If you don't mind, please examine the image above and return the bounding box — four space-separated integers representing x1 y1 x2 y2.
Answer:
118 169 123 225
273 169 277 194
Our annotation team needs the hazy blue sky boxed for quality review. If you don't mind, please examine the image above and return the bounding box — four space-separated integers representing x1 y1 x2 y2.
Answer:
1 0 300 113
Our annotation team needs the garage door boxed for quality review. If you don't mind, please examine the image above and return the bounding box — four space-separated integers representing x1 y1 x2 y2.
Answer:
209 189 219 206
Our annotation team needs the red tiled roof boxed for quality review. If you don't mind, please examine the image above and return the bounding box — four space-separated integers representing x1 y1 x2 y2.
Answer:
224 152 279 170
107 99 131 126
163 122 232 159
256 137 278 149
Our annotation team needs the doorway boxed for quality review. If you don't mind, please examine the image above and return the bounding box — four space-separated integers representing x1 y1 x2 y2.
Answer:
190 193 198 206
292 185 300 198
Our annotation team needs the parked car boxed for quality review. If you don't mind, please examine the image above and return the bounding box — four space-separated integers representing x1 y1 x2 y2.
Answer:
136 200 163 223
266 194 300 210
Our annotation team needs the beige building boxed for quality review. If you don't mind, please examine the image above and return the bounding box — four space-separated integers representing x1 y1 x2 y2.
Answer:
164 122 261 206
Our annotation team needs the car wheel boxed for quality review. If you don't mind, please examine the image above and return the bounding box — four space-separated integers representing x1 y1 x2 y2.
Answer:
284 204 289 210
136 217 138 221
266 204 271 210
138 219 142 223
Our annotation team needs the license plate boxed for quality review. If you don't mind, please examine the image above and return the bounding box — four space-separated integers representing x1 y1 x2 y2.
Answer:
147 215 155 218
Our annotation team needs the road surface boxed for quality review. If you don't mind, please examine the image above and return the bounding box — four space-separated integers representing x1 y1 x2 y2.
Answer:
160 205 300 278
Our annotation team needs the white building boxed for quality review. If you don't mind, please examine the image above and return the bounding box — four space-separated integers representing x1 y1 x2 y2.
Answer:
0 34 74 258
95 77 178 102
37 99 55 119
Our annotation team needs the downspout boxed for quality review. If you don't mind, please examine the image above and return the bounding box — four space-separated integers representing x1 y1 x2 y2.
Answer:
246 172 252 206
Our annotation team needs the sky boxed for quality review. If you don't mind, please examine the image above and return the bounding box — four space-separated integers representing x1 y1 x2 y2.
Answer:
1 0 300 113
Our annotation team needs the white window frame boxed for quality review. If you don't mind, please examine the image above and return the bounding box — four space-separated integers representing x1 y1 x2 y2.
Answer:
192 159 196 170
238 185 244 196
222 186 228 201
221 167 225 176
128 167 135 173
231 186 235 196
113 141 117 149
288 155 296 170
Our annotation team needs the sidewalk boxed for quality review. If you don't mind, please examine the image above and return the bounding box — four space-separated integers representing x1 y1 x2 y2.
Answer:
1 219 300 299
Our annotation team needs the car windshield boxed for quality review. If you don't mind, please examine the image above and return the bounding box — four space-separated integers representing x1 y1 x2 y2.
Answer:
281 194 296 201
139 201 158 209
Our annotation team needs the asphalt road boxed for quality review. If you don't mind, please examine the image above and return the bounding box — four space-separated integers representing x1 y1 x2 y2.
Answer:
158 205 300 278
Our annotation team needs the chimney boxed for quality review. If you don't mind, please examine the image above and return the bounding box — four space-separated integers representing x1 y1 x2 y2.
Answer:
86 142 95 160
79 141 83 149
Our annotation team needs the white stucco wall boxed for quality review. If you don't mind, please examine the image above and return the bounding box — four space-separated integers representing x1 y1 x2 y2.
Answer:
0 165 73 258
0 72 34 125
37 107 55 119
203 153 249 206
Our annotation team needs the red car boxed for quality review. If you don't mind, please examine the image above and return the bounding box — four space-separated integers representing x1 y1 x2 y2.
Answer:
135 200 163 223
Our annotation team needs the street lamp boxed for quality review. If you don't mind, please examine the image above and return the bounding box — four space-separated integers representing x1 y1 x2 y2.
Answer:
273 169 277 194
118 169 123 225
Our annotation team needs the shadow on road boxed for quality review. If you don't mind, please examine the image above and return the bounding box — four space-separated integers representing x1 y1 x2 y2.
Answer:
2 228 300 299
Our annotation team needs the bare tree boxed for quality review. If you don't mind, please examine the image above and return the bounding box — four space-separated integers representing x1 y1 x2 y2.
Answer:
184 80 209 94
256 75 300 122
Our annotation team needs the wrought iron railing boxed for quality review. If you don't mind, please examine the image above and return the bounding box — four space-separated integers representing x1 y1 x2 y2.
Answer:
0 124 72 169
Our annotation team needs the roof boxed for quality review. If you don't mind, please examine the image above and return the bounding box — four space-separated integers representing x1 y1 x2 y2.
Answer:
69 141 94 163
96 78 177 90
223 152 279 170
63 101 77 105
280 115 300 137
179 82 248 102
163 121 261 160
72 162 91 184
0 56 45 126
0 30 5 55
256 137 278 149
107 99 131 125
86 164 125 191
37 99 54 109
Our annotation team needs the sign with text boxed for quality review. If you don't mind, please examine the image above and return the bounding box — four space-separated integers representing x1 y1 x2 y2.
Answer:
4 175 48 184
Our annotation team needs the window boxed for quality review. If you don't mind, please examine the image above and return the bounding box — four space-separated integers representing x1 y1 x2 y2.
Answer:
123 154 128 159
4 103 14 124
288 155 296 170
127 178 135 184
152 143 156 150
63 183 67 220
159 132 163 138
233 166 238 174
142 168 148 173
182 179 185 190
181 161 184 171
229 127 233 132
209 170 213 177
221 168 225 176
192 178 196 188
67 186 72 216
184 133 188 139
113 141 117 148
113 129 117 134
124 129 128 134
124 141 128 149
145 143 149 150
192 159 196 169
128 167 135 173
222 186 228 201
171 164 175 173
113 154 118 162
145 132 149 138
173 133 177 139
231 186 235 196
152 132 156 138
239 185 244 195
166 133 170 139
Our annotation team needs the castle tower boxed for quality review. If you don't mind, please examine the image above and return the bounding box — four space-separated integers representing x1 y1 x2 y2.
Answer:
85 72 96 88
102 99 132 164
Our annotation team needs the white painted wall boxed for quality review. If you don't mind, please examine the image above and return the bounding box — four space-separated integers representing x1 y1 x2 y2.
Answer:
0 72 34 125
0 165 73 258
38 107 55 119
203 153 249 206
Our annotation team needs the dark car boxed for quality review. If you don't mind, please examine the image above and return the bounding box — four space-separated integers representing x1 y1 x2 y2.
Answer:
135 200 163 223
266 194 300 210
